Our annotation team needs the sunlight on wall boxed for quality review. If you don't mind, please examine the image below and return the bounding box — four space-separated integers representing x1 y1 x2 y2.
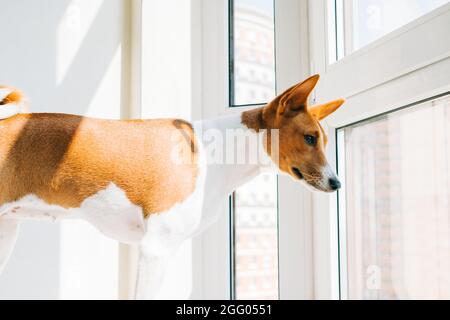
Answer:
57 0 103 85
87 46 122 119
141 0 193 121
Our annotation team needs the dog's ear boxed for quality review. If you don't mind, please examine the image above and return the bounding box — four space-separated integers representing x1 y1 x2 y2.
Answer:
278 75 320 117
309 99 345 120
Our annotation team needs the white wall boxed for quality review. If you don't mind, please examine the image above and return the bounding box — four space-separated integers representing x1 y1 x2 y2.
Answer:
0 0 127 299
141 0 194 120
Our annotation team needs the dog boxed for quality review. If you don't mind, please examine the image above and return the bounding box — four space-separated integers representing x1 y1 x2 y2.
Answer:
0 74 344 299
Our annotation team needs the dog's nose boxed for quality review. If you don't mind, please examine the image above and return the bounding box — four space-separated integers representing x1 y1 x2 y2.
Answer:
329 177 341 190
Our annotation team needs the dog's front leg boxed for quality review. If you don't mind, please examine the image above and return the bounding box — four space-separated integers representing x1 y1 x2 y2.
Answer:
0 219 20 275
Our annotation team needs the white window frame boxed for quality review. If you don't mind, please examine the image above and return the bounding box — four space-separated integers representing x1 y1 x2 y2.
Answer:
309 0 450 299
199 0 315 300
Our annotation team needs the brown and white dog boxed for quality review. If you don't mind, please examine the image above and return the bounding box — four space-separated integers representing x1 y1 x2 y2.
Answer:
0 75 344 299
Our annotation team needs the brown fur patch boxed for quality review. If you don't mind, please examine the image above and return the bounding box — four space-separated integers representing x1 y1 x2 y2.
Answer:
241 107 266 132
0 113 199 218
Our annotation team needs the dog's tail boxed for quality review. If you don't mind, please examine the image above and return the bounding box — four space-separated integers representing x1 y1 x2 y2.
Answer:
0 86 26 119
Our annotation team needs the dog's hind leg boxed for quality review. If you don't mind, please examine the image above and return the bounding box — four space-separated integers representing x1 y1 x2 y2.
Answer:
133 189 204 300
133 236 184 300
0 219 20 275
134 248 170 300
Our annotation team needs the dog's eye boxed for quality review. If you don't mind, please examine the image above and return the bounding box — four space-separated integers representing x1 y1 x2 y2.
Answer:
304 135 317 146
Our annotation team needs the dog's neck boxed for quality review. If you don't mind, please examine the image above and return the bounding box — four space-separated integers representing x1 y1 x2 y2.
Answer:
195 110 275 197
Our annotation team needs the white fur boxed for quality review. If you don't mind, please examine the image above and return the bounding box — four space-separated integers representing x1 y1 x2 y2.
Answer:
0 102 20 120
0 183 146 244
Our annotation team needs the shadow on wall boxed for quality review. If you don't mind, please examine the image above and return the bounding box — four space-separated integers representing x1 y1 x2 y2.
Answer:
0 0 124 299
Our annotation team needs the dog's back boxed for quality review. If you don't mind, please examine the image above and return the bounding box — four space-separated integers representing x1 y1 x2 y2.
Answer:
0 89 200 219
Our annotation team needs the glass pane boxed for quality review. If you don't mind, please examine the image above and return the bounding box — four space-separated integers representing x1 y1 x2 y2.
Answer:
233 173 278 300
230 0 276 106
351 0 449 51
329 0 450 62
339 95 450 299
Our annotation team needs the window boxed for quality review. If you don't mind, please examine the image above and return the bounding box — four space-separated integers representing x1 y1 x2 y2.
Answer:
310 0 450 300
229 0 276 106
330 0 450 62
232 174 279 300
337 94 450 299
201 0 309 300
229 0 279 300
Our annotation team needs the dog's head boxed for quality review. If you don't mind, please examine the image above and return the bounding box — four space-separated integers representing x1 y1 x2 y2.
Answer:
262 75 345 192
